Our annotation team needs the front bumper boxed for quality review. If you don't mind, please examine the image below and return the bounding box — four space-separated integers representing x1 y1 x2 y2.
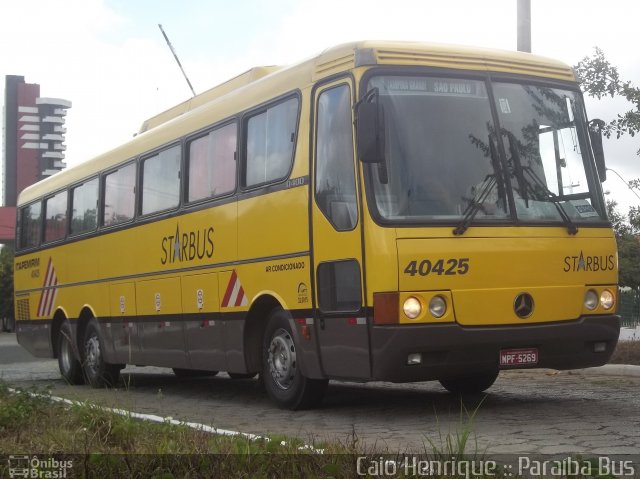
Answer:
371 315 620 382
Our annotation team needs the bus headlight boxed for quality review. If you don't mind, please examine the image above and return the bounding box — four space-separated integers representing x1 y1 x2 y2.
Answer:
584 290 598 310
403 297 422 319
600 290 614 310
429 295 447 318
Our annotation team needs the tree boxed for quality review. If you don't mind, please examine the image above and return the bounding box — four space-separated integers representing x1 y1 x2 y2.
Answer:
607 200 640 290
575 47 640 152
576 49 640 292
0 245 14 323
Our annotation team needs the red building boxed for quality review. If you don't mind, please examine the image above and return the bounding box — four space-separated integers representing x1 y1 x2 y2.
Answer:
1 75 70 244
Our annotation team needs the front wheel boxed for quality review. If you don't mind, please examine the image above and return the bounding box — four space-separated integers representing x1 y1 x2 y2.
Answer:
82 319 121 388
439 370 499 394
262 308 327 410
57 321 84 385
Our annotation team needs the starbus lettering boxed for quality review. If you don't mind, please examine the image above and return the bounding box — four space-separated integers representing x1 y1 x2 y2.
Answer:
161 224 214 265
563 251 615 272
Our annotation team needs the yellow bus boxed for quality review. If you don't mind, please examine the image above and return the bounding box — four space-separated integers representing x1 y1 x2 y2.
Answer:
14 41 620 409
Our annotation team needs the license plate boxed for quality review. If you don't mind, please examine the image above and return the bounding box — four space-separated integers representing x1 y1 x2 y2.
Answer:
499 348 538 367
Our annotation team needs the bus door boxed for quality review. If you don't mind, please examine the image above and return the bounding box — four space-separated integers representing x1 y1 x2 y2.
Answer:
311 80 370 379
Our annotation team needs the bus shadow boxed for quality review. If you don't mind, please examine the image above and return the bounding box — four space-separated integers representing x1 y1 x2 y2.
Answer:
112 369 569 418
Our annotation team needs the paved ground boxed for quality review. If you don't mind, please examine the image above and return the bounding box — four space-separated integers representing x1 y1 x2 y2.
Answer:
1 333 639 455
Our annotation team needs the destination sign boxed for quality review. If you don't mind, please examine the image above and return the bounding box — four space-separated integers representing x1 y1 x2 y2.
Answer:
371 76 487 98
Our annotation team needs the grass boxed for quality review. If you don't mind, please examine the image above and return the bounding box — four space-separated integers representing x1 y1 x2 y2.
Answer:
2 382 626 479
0 382 361 478
0 382 524 479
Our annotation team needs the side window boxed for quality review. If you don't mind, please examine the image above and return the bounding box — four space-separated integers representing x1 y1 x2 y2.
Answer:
70 178 98 235
187 123 236 202
19 201 41 249
244 97 298 187
44 191 68 243
141 145 181 215
103 162 136 226
315 84 358 230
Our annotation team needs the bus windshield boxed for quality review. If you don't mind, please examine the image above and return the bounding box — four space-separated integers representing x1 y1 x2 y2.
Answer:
365 75 607 225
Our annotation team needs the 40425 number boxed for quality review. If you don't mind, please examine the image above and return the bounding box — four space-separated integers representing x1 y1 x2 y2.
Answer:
403 258 470 277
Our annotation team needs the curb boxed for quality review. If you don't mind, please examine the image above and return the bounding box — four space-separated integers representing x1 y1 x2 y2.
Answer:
567 364 640 378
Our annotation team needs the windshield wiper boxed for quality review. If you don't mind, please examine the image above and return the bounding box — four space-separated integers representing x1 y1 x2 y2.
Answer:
453 174 497 236
453 134 503 236
523 166 578 235
505 132 578 235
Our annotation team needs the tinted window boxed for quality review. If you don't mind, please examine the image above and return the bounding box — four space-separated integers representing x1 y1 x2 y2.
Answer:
187 123 236 202
365 76 507 222
70 178 98 235
44 191 68 243
19 201 41 249
103 162 136 226
317 260 362 312
245 97 298 187
492 83 606 222
316 84 357 230
141 145 181 215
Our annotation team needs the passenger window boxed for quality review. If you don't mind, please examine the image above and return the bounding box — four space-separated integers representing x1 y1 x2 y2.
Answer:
70 178 98 235
19 201 41 249
44 191 68 243
244 97 298 187
141 145 181 215
187 123 236 202
103 162 136 226
315 84 358 230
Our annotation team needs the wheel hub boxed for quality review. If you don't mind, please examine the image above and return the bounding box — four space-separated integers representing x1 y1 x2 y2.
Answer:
268 329 297 390
85 336 100 373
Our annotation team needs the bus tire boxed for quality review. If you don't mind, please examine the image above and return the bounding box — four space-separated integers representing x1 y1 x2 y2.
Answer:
82 319 120 388
262 308 327 410
57 322 84 385
172 368 218 377
228 372 257 379
438 370 499 394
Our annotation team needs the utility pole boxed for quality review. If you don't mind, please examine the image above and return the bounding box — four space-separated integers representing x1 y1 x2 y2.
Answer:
517 0 532 53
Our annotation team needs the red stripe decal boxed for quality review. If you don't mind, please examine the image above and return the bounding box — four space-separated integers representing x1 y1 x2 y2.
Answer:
37 258 53 316
45 277 58 316
221 270 237 307
234 286 245 307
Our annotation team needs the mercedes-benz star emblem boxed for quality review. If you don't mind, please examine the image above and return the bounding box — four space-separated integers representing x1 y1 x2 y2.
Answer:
514 293 534 319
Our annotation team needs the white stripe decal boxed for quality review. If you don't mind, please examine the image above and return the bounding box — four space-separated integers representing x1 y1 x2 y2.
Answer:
38 258 58 317
229 279 241 307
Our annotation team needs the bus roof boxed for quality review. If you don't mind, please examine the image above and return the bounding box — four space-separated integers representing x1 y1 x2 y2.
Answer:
17 40 575 206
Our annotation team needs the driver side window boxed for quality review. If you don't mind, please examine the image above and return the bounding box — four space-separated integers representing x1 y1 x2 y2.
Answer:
315 84 358 231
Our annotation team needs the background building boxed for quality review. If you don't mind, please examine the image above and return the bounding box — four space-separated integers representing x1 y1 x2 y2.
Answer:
0 75 71 244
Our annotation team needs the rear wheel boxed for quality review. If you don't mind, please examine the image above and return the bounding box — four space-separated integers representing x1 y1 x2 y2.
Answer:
262 308 327 410
172 368 218 378
82 319 121 388
439 370 499 394
57 322 84 385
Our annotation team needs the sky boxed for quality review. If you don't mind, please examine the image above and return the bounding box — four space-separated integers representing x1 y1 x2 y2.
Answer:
1 0 639 213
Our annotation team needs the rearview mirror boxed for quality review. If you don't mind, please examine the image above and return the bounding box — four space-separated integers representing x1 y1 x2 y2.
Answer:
588 119 606 182
355 89 384 164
